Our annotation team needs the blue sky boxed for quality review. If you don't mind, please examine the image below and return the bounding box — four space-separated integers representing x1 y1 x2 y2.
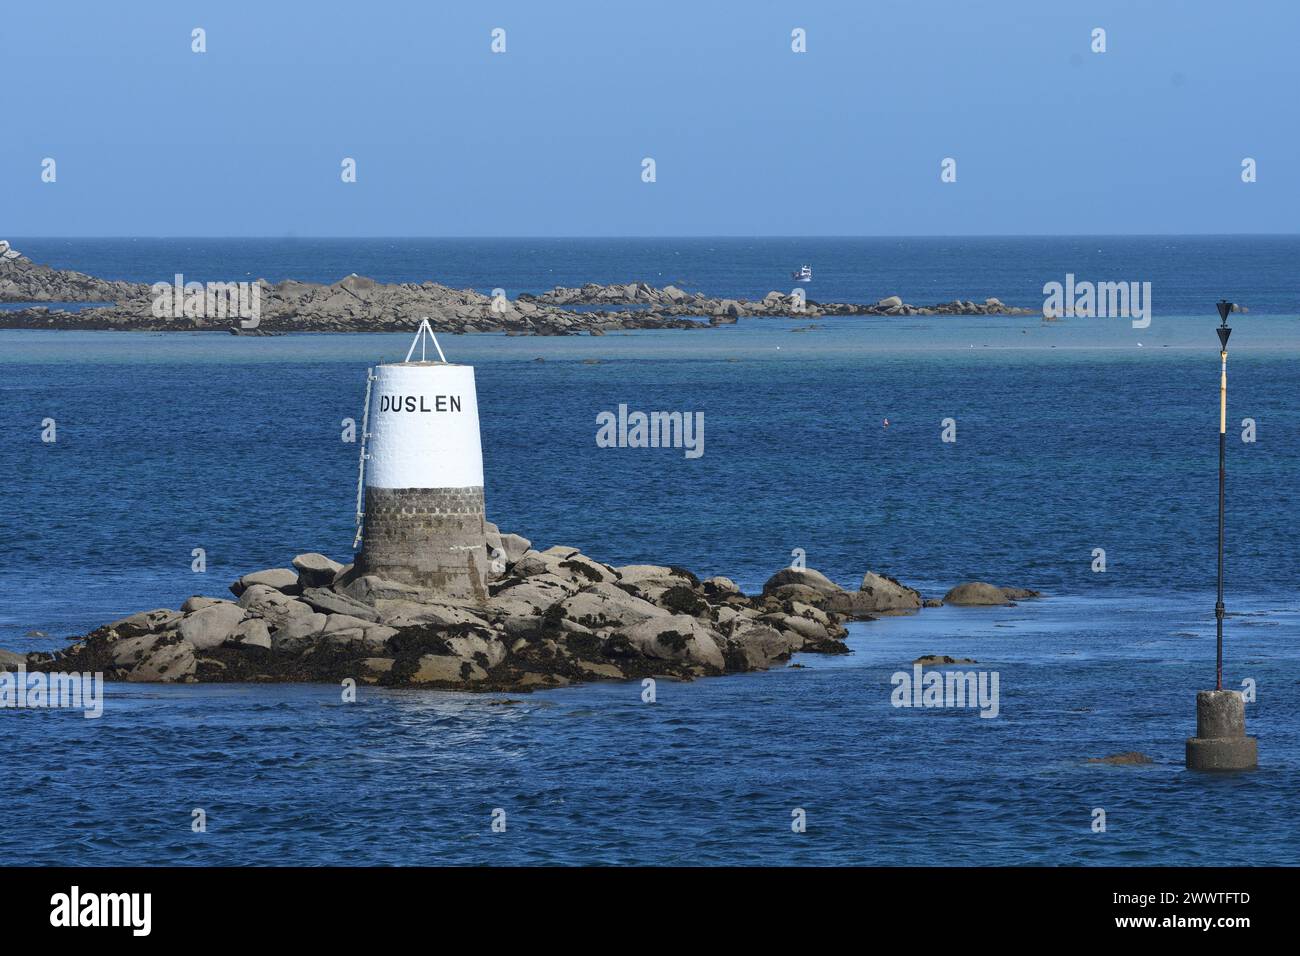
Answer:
2 0 1296 236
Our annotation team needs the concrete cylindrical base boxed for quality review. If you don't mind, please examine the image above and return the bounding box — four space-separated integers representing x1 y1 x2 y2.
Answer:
1186 735 1258 770
1196 689 1246 738
1185 690 1257 771
357 486 488 606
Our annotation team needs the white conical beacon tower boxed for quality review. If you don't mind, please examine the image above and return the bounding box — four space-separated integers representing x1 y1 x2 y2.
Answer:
353 320 488 605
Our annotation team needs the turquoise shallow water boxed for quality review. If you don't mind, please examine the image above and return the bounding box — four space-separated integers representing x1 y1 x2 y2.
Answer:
1 238 1297 865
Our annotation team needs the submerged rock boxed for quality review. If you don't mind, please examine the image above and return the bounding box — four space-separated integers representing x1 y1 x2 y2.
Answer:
1086 752 1154 766
942 582 1041 606
942 582 1010 606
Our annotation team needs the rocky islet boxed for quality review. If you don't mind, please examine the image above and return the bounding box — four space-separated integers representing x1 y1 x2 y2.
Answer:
3 526 1040 691
0 246 1036 335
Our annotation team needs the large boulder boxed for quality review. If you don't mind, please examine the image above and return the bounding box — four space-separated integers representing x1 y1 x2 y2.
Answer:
556 582 669 630
238 586 313 623
728 624 795 669
942 582 1011 606
292 553 344 588
761 611 828 644
761 567 840 595
412 653 487 684
702 576 741 599
483 522 532 564
488 574 578 618
653 585 710 617
271 612 328 650
111 633 168 666
334 574 424 606
616 565 696 590
856 571 922 612
320 615 397 649
0 649 29 671
512 546 617 586
230 619 272 650
235 589 321 648
623 615 725 670
129 640 197 682
181 596 226 613
444 633 507 669
498 533 532 566
299 587 382 622
230 567 301 597
178 602 246 650
104 608 182 638
372 599 489 630
766 582 835 607
484 523 505 578
502 615 544 642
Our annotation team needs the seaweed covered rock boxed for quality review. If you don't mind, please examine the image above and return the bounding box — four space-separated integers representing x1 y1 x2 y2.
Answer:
760 566 921 620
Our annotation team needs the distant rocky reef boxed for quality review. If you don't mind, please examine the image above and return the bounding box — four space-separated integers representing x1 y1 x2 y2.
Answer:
0 525 1040 692
0 245 1035 335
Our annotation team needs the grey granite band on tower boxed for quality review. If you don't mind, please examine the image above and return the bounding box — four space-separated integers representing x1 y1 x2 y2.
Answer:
357 486 488 605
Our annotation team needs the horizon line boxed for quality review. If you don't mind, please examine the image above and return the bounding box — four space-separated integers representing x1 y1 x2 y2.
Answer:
9 232 1300 241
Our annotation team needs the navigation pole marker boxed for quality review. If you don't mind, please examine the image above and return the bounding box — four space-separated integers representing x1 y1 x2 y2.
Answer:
1185 299 1257 770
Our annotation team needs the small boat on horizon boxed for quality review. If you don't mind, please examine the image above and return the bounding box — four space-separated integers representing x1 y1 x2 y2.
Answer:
791 265 812 283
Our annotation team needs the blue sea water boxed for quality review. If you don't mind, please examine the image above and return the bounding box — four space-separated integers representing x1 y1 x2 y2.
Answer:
1 237 1298 866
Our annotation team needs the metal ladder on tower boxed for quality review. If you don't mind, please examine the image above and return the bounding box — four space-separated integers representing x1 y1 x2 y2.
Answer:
352 368 375 549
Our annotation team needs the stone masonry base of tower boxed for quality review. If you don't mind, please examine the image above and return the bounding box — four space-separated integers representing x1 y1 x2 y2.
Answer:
357 486 488 605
